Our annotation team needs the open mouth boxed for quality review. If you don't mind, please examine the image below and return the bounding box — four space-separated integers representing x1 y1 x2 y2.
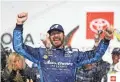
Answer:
53 38 60 41
54 40 60 43
53 39 61 44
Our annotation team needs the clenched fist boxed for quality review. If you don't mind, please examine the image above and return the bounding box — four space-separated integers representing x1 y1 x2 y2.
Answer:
104 25 114 40
17 12 28 25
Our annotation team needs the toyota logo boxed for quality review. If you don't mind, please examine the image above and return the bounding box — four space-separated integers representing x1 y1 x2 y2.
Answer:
90 18 110 33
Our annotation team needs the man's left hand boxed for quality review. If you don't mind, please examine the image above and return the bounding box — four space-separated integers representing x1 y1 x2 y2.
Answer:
104 25 114 40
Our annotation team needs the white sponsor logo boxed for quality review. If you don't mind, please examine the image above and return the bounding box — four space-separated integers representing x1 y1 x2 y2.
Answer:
44 60 73 66
90 18 110 33
51 25 59 29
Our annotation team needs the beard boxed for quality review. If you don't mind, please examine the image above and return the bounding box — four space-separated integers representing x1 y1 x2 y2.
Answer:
50 37 64 48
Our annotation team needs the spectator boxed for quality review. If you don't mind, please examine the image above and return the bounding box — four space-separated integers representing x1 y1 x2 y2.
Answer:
109 47 120 73
1 52 37 82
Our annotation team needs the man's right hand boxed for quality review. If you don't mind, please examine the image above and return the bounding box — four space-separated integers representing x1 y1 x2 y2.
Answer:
17 12 28 25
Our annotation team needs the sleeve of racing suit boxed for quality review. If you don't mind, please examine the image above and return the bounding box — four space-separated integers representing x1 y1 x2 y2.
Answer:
76 39 110 67
13 24 40 63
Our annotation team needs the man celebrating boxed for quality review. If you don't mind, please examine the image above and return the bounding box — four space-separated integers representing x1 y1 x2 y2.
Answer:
13 12 113 82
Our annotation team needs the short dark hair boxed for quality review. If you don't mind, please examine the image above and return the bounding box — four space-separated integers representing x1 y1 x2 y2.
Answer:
111 47 120 55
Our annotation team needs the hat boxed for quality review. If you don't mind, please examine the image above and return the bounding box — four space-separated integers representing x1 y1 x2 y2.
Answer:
112 47 120 55
47 24 64 34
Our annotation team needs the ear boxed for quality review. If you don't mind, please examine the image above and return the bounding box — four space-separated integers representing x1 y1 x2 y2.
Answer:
64 34 65 38
48 35 50 39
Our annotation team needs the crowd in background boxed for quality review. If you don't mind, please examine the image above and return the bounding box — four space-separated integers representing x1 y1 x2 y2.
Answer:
1 44 120 82
1 44 40 82
1 30 120 82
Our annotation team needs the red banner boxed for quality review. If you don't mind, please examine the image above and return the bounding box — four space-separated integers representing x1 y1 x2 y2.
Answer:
86 12 114 39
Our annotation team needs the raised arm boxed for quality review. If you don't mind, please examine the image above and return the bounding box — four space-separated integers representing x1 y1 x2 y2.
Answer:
76 27 114 67
13 12 40 63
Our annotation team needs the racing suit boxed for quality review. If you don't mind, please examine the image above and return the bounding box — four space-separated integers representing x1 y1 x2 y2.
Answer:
13 24 110 82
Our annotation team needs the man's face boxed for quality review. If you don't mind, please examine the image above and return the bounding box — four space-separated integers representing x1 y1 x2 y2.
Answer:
112 54 120 64
49 30 64 48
